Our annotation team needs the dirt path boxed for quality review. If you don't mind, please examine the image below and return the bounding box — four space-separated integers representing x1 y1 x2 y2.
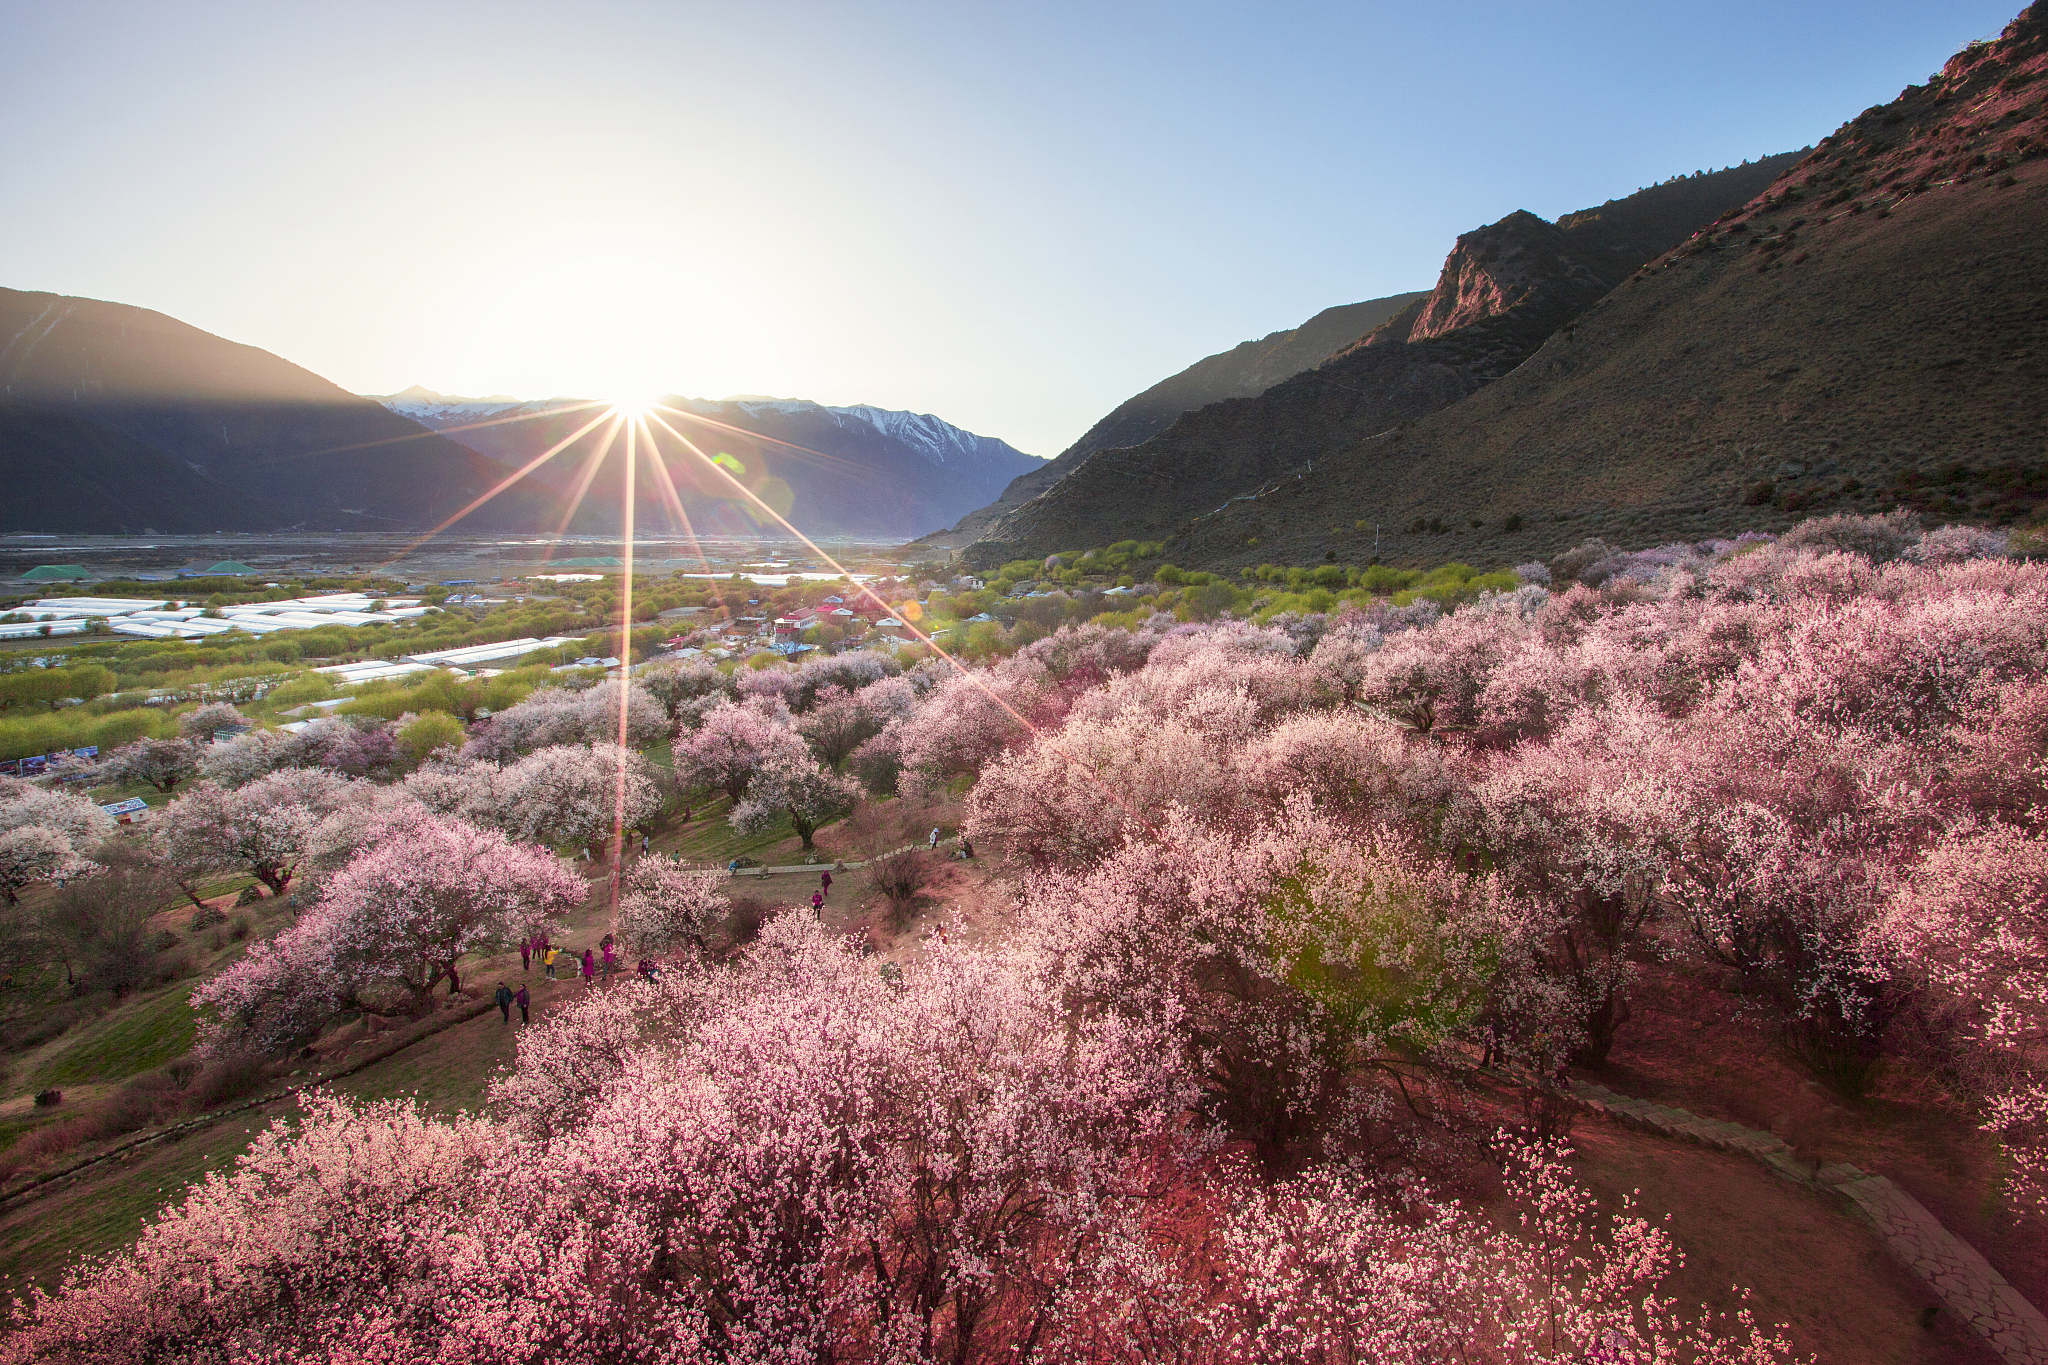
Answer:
1574 1079 2048 1365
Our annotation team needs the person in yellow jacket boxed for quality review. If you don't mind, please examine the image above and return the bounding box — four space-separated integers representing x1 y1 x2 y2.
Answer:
542 946 560 980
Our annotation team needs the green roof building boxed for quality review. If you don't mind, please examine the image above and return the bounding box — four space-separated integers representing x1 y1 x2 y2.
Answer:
553 556 624 568
178 560 257 577
20 565 90 582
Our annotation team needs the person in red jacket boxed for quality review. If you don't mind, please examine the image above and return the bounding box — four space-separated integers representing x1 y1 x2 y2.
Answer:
514 983 530 1025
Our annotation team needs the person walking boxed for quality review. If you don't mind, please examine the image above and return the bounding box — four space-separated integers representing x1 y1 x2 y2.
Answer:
820 869 832 898
640 832 650 856
928 827 940 849
495 982 514 1024
543 945 559 979
514 983 530 1025
581 948 595 987
519 936 532 973
600 935 617 984
811 890 824 914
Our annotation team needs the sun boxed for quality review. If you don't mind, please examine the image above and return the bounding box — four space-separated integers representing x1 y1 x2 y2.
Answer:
609 391 667 419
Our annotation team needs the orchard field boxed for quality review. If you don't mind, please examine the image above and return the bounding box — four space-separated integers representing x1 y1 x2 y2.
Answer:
0 510 2044 1362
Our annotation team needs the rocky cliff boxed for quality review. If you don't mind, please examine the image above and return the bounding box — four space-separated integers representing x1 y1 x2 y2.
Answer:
1158 4 2048 570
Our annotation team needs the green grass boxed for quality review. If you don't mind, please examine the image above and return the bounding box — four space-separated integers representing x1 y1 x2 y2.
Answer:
33 986 197 1090
81 776 173 809
0 1103 290 1291
657 793 837 865
332 1006 527 1118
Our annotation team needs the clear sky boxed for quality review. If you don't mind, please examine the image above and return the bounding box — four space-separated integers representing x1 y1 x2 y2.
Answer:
0 0 2022 457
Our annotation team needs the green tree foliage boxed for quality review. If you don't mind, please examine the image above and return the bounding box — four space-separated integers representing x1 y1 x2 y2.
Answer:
397 711 467 763
0 665 114 712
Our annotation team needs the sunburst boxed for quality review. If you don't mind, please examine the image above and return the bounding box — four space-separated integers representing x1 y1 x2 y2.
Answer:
287 383 1153 926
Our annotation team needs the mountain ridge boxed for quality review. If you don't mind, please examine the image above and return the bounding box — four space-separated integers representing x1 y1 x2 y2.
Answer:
379 391 1043 539
913 291 1431 549
1040 4 2048 572
0 289 553 533
962 151 1805 567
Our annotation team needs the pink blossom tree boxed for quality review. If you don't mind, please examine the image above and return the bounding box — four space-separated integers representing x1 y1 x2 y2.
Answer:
194 812 586 1052
176 701 245 741
671 698 785 801
0 827 95 906
729 727 858 850
494 743 661 851
1202 1137 1792 1363
888 659 1048 800
637 658 735 724
401 744 660 853
793 683 882 766
463 679 668 760
1877 820 2048 1213
21 926 1789 1365
195 727 293 787
0 780 114 904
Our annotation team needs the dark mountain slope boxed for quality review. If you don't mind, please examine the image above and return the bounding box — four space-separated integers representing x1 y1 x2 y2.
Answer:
0 401 278 533
916 291 1426 548
1164 3 2048 571
0 290 551 531
964 153 1801 566
1058 293 1431 462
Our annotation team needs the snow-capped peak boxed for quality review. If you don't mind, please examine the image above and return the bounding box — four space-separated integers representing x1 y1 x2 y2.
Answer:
367 390 1040 470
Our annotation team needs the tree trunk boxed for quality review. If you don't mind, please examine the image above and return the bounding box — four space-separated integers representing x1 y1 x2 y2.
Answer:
792 811 816 850
445 959 461 995
1573 988 1631 1066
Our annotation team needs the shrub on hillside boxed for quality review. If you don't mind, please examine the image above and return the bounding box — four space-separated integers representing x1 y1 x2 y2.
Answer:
184 1051 268 1111
2008 523 2048 560
869 849 933 921
1547 538 1615 582
1775 507 1920 561
0 1114 101 1185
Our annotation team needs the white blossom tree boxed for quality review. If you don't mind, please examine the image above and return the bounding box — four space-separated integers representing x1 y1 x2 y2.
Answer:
155 769 360 899
101 737 203 794
0 780 112 903
617 853 726 954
